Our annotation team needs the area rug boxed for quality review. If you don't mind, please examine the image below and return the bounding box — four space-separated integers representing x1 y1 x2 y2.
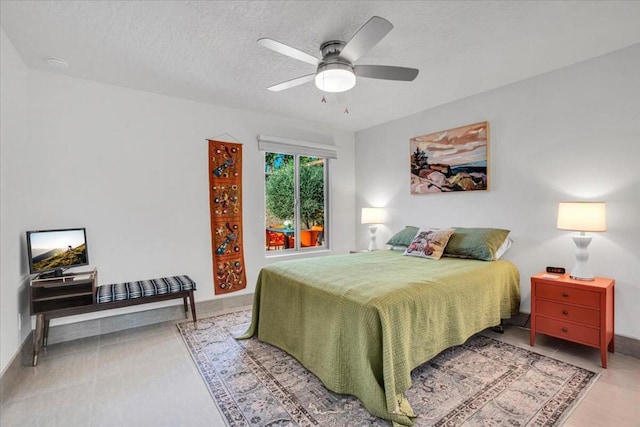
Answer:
177 309 598 426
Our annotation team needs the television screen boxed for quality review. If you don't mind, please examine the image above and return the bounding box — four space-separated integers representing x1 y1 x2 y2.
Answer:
26 228 89 276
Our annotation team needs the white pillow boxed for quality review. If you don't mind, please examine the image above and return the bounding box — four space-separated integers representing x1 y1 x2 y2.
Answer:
494 235 513 260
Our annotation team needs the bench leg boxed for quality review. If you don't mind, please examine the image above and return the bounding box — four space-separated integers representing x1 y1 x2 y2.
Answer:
189 290 197 322
182 296 188 317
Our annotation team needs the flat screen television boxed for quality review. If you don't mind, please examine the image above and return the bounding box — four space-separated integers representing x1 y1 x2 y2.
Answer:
26 228 89 278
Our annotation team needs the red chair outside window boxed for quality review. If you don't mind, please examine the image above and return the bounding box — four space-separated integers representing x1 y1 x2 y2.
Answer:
266 230 285 250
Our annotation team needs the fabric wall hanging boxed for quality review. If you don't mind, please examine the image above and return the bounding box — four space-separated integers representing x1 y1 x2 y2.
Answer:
208 140 246 295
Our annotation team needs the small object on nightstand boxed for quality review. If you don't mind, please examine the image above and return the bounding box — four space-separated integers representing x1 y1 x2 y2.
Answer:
546 266 565 274
530 272 615 368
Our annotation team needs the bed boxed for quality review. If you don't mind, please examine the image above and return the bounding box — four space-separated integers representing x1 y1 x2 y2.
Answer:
238 249 520 426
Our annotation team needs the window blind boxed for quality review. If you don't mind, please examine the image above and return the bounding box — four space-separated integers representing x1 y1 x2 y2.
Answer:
257 135 338 159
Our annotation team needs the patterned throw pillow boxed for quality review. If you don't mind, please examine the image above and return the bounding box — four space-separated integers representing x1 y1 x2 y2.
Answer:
403 228 455 260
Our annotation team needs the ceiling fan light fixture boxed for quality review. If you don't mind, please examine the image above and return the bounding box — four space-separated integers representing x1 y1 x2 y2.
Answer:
315 63 356 93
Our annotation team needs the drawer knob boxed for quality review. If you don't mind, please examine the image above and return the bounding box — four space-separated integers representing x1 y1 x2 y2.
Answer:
562 310 569 315
562 292 569 297
562 327 568 333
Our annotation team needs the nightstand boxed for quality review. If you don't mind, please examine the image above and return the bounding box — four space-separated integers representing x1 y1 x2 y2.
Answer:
530 272 615 368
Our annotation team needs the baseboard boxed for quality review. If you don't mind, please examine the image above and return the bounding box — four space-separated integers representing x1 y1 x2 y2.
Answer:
615 334 640 358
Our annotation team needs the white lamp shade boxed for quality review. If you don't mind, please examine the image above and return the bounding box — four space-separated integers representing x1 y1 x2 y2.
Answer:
557 202 607 232
361 207 385 225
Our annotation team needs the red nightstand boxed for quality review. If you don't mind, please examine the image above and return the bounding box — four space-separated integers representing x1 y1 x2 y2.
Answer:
530 272 615 368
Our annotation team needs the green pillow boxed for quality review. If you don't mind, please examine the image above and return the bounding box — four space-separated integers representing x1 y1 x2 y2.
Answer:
443 227 511 261
386 226 419 247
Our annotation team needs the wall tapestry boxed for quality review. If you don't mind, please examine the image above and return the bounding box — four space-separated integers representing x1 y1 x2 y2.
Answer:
208 140 246 295
410 121 489 194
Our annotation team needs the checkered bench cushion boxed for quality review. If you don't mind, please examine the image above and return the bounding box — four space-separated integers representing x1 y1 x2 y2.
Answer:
96 275 196 304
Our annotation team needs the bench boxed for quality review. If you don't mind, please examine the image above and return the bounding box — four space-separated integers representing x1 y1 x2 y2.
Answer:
33 274 197 365
95 275 197 321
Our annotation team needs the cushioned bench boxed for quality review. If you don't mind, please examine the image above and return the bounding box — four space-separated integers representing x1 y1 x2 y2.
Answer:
33 275 197 365
95 275 197 321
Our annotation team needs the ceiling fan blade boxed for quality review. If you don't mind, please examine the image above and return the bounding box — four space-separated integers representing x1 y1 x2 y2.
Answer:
339 16 393 63
267 74 316 92
257 38 320 66
354 65 419 81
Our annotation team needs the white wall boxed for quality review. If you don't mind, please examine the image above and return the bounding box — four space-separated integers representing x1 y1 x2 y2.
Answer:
1 28 30 375
2 31 637 375
0 32 356 373
355 44 640 339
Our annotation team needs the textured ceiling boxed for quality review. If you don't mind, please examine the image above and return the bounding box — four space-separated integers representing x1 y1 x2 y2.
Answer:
2 1 640 131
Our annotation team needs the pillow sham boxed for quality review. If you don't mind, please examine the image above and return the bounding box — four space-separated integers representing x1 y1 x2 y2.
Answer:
386 225 419 247
403 228 455 260
494 235 513 260
443 227 511 261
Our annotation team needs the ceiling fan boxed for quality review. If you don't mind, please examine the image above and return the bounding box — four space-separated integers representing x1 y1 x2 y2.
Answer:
258 16 419 93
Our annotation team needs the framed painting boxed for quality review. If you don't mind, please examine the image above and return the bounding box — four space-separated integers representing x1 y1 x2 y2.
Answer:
410 121 489 194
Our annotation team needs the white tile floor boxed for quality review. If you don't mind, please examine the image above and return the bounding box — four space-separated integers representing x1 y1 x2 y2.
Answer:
1 306 638 426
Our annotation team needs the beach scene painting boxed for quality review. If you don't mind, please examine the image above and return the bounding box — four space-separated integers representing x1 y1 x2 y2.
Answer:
410 121 489 194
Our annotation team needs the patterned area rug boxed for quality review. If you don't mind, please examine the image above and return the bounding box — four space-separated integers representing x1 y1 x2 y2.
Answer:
177 310 598 426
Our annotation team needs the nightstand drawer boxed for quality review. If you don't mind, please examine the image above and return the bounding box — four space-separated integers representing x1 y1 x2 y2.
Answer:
536 282 600 307
535 300 600 327
536 316 600 347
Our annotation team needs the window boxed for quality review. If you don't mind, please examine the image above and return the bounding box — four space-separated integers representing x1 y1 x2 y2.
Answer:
259 135 336 253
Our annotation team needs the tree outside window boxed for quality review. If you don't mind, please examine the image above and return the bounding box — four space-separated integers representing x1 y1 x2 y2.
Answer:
265 152 326 251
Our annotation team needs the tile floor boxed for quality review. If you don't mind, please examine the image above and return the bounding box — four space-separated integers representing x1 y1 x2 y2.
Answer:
1 306 638 426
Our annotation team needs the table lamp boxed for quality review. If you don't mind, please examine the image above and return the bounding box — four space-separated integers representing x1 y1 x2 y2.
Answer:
557 202 607 281
361 207 386 251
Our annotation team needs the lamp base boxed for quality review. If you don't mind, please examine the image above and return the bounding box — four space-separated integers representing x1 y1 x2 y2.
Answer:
569 234 595 281
368 225 378 251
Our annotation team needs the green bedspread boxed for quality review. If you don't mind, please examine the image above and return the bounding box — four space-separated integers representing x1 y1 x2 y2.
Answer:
238 251 520 425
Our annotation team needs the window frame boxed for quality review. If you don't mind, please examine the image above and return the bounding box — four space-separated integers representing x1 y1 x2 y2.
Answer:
259 135 336 255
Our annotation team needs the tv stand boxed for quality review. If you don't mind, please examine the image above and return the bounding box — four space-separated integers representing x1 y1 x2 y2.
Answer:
30 269 97 365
